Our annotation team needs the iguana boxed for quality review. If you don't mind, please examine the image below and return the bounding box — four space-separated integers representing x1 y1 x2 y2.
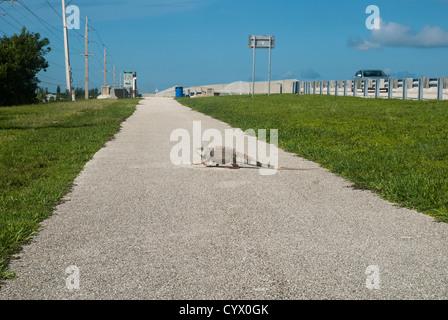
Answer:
192 146 315 170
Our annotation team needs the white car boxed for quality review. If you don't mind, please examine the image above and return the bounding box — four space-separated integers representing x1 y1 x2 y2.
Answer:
352 70 390 92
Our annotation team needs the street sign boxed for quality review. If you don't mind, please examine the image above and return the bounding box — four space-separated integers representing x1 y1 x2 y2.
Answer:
123 72 133 89
249 35 275 49
248 35 275 97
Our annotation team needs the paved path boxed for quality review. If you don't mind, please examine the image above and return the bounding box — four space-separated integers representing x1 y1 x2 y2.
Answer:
1 97 447 300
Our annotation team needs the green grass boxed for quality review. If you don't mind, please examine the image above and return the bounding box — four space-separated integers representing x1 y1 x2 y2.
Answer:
177 94 448 223
0 98 139 279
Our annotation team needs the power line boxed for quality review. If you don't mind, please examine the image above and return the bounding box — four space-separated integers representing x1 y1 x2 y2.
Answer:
1 3 68 79
1 4 66 60
47 59 67 69
39 73 65 83
89 21 123 84
86 20 121 87
0 13 21 32
44 0 61 18
68 32 85 54
2 5 66 54
17 0 65 43
0 0 19 4
4 0 120 92
12 3 51 36
39 80 63 86
0 6 22 28
21 0 60 32
12 2 65 47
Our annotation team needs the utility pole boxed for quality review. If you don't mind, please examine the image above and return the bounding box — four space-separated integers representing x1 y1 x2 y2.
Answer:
84 17 90 100
133 72 138 97
268 36 272 96
103 47 107 86
252 44 256 98
61 0 72 100
113 65 116 89
79 17 95 100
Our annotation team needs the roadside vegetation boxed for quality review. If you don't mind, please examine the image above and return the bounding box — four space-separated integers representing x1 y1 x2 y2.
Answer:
0 99 139 279
0 28 50 107
177 94 448 223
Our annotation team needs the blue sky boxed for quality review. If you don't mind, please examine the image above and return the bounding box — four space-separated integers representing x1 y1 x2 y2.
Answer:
1 0 448 93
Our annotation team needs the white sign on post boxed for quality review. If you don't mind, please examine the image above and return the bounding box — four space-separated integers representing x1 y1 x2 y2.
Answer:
249 35 275 49
249 35 275 97
123 72 133 89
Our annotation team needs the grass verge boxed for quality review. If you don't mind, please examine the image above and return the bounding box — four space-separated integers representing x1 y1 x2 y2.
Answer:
0 98 139 279
177 94 448 223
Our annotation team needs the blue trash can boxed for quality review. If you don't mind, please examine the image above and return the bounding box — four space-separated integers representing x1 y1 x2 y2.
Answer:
175 86 184 98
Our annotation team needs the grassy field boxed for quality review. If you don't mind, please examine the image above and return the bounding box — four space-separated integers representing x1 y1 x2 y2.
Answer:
0 98 139 279
177 94 448 223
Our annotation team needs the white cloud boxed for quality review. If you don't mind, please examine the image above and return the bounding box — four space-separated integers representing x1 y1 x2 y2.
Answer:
300 68 321 79
349 19 448 50
280 70 294 79
347 36 381 51
372 20 448 47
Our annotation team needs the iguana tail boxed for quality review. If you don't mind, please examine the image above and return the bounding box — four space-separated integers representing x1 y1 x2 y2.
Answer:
251 162 311 171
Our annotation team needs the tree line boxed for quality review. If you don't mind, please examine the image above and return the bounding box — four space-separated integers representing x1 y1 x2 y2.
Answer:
36 86 99 103
1 27 98 107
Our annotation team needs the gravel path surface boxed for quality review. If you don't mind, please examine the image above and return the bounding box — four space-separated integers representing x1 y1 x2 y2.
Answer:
1 97 447 300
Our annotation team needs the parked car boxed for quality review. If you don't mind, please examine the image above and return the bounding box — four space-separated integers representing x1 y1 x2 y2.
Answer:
352 70 389 92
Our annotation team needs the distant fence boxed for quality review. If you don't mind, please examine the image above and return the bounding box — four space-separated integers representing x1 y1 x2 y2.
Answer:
156 80 298 97
293 77 448 100
155 78 448 100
